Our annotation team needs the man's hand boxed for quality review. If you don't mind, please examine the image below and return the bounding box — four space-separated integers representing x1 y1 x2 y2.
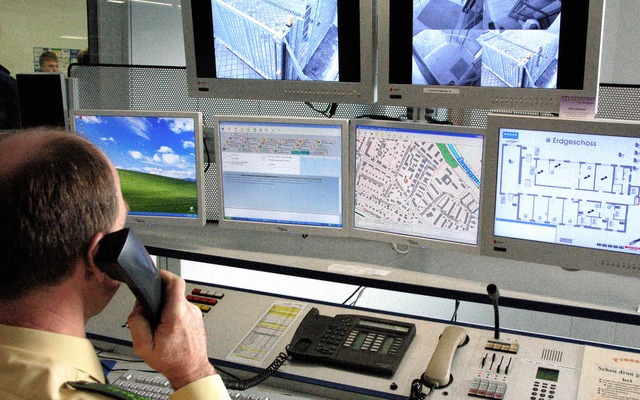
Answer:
128 270 215 389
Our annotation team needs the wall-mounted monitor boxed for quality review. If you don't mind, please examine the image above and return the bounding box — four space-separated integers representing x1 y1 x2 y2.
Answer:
376 0 605 113
181 0 376 104
215 115 349 237
350 119 486 252
17 73 68 129
70 109 206 227
481 113 640 277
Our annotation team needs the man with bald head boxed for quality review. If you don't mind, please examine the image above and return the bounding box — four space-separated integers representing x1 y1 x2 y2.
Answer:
0 129 230 399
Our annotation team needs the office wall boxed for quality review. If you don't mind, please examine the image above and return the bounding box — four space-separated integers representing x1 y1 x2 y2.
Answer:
131 0 185 66
598 0 640 84
0 0 87 75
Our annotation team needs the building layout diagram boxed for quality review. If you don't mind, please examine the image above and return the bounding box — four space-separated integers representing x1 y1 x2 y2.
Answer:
495 129 640 254
354 126 483 245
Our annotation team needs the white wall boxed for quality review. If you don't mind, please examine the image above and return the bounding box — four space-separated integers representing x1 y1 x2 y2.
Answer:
0 0 88 76
599 0 640 84
131 0 185 66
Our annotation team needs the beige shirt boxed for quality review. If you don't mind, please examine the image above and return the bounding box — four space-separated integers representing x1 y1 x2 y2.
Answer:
0 324 230 400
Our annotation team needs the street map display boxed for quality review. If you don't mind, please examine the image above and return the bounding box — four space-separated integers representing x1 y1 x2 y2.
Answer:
354 125 484 245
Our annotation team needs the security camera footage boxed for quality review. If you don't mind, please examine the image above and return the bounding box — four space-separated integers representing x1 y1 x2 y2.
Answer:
212 0 339 81
411 0 564 89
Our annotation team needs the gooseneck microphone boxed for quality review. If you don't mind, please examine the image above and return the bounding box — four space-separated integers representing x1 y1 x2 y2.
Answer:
486 284 500 339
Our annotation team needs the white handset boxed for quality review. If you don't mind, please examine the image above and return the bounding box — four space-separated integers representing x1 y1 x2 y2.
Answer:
422 326 468 388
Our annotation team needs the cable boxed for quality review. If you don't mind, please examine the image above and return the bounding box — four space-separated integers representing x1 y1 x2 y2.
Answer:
408 378 435 399
304 102 338 118
203 138 211 173
450 299 460 322
346 287 367 307
390 242 410 254
222 349 290 391
341 285 364 305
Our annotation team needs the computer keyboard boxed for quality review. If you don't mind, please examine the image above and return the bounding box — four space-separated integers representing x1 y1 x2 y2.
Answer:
110 370 172 399
109 369 329 400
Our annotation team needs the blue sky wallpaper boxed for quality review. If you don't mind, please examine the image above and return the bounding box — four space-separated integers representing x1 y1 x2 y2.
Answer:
74 114 197 181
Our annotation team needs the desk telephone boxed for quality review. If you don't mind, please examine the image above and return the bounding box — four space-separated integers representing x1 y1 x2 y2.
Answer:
288 307 416 376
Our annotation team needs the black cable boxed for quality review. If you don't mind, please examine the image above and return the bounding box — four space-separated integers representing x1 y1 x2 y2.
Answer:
408 379 425 400
347 287 367 307
304 102 339 118
222 349 290 391
450 299 460 322
203 137 211 173
341 285 364 305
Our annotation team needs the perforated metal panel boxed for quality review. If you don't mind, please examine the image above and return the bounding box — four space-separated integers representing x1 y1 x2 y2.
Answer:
596 84 640 121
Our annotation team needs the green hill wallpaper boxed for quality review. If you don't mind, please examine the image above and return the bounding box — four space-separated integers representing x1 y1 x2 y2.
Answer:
118 169 198 215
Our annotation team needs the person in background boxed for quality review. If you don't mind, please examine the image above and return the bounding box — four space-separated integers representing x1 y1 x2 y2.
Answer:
0 64 20 130
77 48 90 64
0 129 230 400
39 51 59 72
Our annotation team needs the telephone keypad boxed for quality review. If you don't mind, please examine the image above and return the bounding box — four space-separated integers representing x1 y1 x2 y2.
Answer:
288 308 416 376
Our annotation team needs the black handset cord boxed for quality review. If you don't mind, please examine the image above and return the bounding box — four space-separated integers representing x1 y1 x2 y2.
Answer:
408 378 435 399
222 349 290 391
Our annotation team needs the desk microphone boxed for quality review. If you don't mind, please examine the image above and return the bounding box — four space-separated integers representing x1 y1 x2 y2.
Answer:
487 284 500 339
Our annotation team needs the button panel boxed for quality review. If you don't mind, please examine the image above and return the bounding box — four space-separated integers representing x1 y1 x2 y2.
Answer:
186 288 224 313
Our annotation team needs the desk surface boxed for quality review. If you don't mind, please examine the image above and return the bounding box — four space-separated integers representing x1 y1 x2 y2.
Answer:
132 222 640 324
88 280 640 400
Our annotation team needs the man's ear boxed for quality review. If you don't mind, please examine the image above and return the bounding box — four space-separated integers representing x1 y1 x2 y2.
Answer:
85 232 107 281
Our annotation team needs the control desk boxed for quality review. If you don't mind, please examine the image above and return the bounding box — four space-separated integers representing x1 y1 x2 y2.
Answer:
87 281 640 400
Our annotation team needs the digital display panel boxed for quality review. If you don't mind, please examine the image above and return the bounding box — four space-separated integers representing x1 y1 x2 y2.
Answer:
182 0 376 103
351 120 485 250
71 110 206 226
536 367 560 382
377 0 604 112
494 125 640 256
216 115 348 236
482 114 640 278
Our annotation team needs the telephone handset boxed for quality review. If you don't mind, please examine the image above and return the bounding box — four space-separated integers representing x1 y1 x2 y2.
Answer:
95 228 163 328
288 307 416 376
422 326 469 388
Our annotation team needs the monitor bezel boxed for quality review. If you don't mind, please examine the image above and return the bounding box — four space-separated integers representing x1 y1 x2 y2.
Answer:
181 0 377 104
481 113 640 277
348 118 486 253
214 114 350 238
375 0 605 113
69 109 207 227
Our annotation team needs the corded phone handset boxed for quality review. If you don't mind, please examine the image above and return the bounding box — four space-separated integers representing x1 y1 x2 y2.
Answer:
422 326 469 388
95 228 163 328
288 307 416 376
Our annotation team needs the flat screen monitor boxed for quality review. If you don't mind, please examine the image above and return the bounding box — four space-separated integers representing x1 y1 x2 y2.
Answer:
215 115 349 237
17 73 68 129
350 119 486 252
181 0 376 104
376 0 605 113
69 109 206 227
481 113 640 277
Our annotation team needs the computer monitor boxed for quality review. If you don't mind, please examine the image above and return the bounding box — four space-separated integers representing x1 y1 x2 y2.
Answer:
376 0 605 113
481 113 640 277
16 73 68 129
215 115 349 237
350 119 486 252
69 109 206 227
181 0 376 104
